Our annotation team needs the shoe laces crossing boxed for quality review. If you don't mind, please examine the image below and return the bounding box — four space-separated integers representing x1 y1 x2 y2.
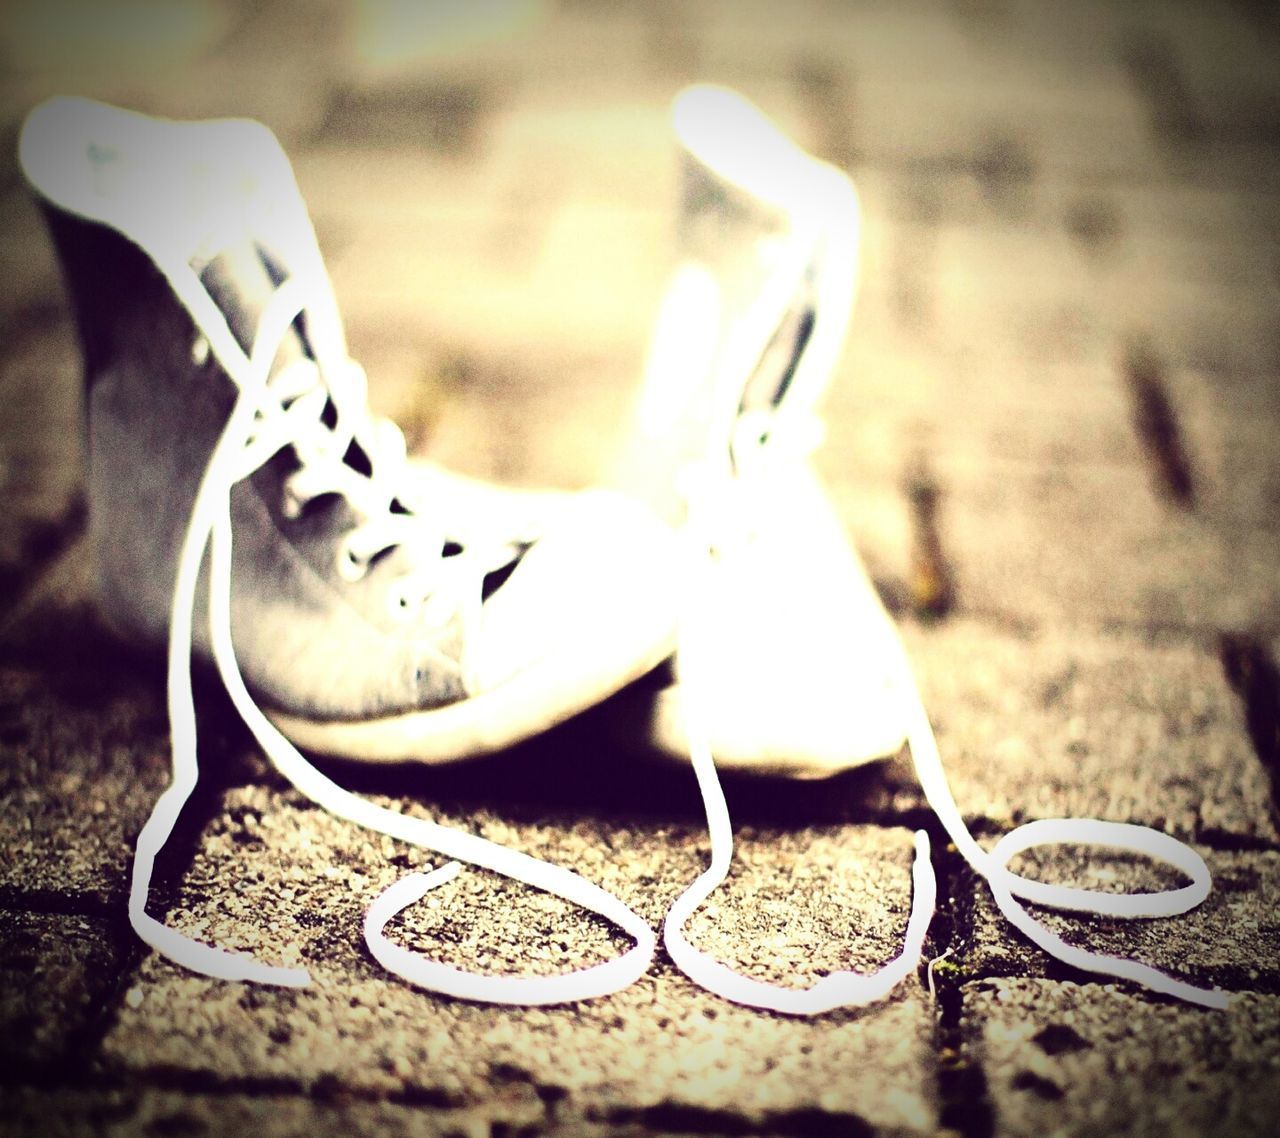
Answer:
211 288 484 626
663 156 1228 1014
128 254 656 1002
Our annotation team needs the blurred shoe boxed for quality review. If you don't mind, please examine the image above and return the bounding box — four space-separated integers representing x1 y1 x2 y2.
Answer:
21 95 680 764
621 87 933 1016
611 84 911 779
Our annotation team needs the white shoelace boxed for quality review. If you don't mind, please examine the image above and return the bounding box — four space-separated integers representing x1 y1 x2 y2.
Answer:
661 158 1229 1014
127 216 1227 1014
128 252 655 1003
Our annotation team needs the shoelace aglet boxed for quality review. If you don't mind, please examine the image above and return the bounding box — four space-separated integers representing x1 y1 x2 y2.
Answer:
926 947 955 1001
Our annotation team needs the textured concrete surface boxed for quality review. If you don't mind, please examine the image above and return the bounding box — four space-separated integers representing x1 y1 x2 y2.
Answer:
1 1 1279 1136
894 618 1276 841
0 659 171 906
100 790 937 1131
0 909 131 1068
965 980 1280 1138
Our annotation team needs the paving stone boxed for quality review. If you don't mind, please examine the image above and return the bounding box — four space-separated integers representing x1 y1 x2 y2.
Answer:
887 617 1275 842
0 1086 137 1138
335 303 641 493
848 153 1280 385
1162 364 1280 636
0 0 228 111
855 76 1161 182
825 319 1253 633
346 0 553 85
959 846 1280 994
0 0 337 147
101 785 939 1132
752 0 1170 181
1148 3 1280 139
887 458 1253 640
856 207 1280 375
0 1084 546 1138
0 654 175 906
965 978 1280 1138
0 909 128 1067
318 156 669 362
291 86 679 491
827 153 1279 633
0 1081 847 1138
485 1 698 100
297 105 675 490
1172 366 1280 529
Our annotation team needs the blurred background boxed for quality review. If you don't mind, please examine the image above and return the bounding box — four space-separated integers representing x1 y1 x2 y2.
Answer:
1 0 1277 621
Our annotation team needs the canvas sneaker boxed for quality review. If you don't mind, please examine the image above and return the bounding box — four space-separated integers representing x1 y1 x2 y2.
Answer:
19 96 672 1002
21 95 680 762
611 84 911 779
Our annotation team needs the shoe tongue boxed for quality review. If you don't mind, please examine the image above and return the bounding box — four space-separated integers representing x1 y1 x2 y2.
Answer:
199 240 308 370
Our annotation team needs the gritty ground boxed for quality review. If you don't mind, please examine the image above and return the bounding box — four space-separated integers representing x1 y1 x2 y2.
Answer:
1 1 1278 1136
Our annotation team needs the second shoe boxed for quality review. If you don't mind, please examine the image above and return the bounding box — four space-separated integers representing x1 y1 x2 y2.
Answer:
610 84 912 778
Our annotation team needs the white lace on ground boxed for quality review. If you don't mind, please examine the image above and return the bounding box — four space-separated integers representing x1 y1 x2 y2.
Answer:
662 159 938 1015
665 525 937 1013
665 419 937 1013
902 690 1228 1009
668 427 1228 1018
127 257 655 1003
661 97 1227 1014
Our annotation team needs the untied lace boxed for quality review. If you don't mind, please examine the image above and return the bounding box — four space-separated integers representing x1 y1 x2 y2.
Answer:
127 253 655 1003
661 158 1229 1014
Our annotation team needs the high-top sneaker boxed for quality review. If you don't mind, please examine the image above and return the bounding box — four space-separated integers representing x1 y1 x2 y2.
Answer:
20 95 681 764
612 84 911 778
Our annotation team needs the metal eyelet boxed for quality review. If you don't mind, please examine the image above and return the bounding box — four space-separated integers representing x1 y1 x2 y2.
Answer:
336 541 368 582
191 335 210 367
386 586 421 623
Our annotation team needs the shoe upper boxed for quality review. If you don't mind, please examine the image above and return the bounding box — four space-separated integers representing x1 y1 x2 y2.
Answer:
613 86 858 528
20 96 678 724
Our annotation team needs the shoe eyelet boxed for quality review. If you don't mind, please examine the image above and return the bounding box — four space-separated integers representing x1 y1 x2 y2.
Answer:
191 335 210 367
387 587 421 623
336 541 368 582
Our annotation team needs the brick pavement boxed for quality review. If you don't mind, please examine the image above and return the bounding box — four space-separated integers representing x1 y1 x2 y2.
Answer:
1 1 1278 1135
